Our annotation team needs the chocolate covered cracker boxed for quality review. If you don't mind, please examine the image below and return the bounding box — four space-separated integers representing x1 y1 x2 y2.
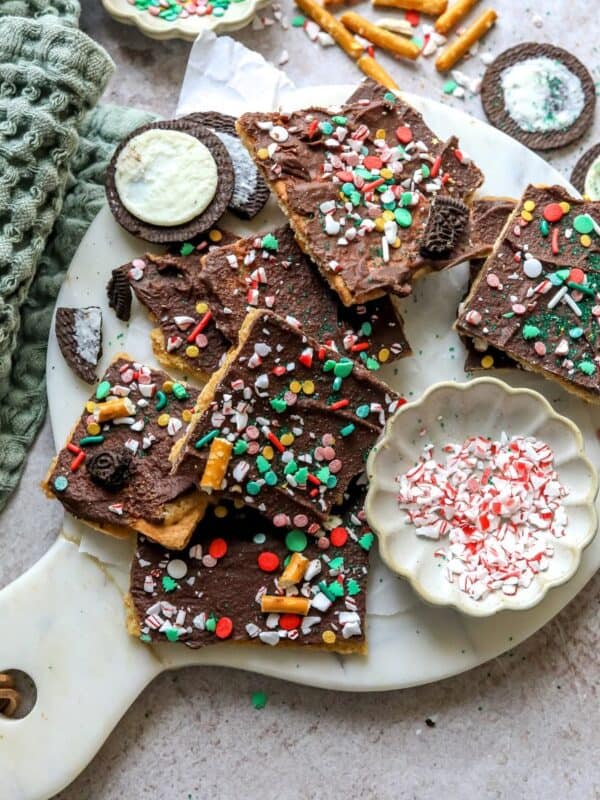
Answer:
201 226 411 369
171 310 400 533
127 489 373 654
43 356 207 549
236 79 483 306
456 185 600 402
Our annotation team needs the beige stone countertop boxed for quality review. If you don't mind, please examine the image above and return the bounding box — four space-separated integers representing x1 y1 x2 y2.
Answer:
1 0 599 797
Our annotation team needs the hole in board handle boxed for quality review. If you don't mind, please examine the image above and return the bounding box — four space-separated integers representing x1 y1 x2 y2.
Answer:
0 669 37 720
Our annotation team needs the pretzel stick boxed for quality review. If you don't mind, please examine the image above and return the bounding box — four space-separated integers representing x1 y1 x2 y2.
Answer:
295 0 363 58
323 0 361 8
261 595 311 615
200 437 232 493
435 8 497 72
435 0 481 34
279 553 309 588
341 12 421 60
357 54 399 90
371 0 448 15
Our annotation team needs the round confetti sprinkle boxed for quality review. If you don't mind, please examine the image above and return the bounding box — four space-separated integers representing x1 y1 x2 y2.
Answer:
317 536 330 550
258 551 280 572
394 208 413 228
330 526 348 547
542 203 564 222
208 537 228 559
302 380 315 395
523 258 542 278
280 432 294 446
196 301 209 314
157 413 170 427
322 630 336 644
182 409 193 423
253 532 267 544
215 616 233 639
286 529 308 552
186 345 200 358
163 381 174 393
581 234 592 247
167 559 188 579
214 505 228 518
53 475 68 492
523 199 536 212
573 214 594 234
279 614 302 630
86 422 101 436
569 267 586 284
481 354 494 369
208 229 223 242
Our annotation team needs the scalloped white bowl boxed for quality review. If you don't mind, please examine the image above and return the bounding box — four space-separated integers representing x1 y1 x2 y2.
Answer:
366 378 599 617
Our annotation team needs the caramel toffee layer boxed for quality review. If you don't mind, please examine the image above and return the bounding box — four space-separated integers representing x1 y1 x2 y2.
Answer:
48 358 199 528
457 185 600 399
201 226 411 369
237 79 483 303
130 491 372 650
174 311 400 533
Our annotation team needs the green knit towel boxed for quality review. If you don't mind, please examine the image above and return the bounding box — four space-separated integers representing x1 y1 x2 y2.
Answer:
0 6 158 510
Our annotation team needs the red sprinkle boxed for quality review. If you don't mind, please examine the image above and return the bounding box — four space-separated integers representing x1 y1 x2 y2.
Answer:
307 119 319 139
215 616 233 639
70 451 85 472
258 551 280 572
351 342 370 352
543 203 564 223
363 155 382 170
551 226 560 255
395 126 413 144
404 9 419 25
279 613 302 631
569 267 585 284
267 431 285 453
187 311 213 343
67 442 82 455
208 538 228 559
367 45 375 58
330 526 348 547
318 346 327 361
362 178 386 193
430 154 443 178
329 398 350 410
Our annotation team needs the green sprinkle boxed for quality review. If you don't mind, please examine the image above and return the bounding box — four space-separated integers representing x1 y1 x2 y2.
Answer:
286 529 308 552
350 191 362 206
539 219 550 236
53 475 68 492
360 321 372 336
180 242 195 256
270 397 287 413
569 327 584 339
319 121 334 135
162 576 178 592
522 324 541 340
264 470 278 486
443 79 458 94
329 556 344 570
323 359 336 372
326 475 338 489
155 390 168 411
172 382 188 400
421 164 431 179
347 578 361 596
205 616 217 633
578 360 596 375
358 532 374 551
261 233 279 251
502 312 515 319
195 429 219 449
333 358 353 378
328 581 344 598
383 91 397 103
332 115 347 125
333 376 343 392
213 6 225 14
284 460 297 475
318 581 336 602
233 440 248 455
253 532 266 544
79 435 104 446
139 633 152 643
256 455 270 473
567 281 595 296
96 380 110 400
394 207 413 228
400 191 413 207
366 357 379 371
295 467 309 484
165 628 179 642
340 423 356 437
573 214 594 235
252 691 268 710
316 466 331 482
246 481 261 496
342 182 355 196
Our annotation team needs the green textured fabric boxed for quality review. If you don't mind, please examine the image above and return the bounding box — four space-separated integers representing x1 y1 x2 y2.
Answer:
0 5 158 509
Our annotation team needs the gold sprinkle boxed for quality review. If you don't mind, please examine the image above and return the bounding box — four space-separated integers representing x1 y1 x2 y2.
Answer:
280 432 295 446
208 229 222 242
234 498 245 509
322 630 336 644
86 422 101 436
196 301 209 314
481 355 494 369
85 401 96 414
162 380 174 394
391 237 402 249
374 217 385 231
378 348 390 363
375 128 386 139
559 201 571 214
289 380 302 394
380 167 393 179
382 209 395 221
262 445 275 460
186 345 200 358
157 413 170 428
214 505 228 518
302 380 315 395
257 148 269 160
182 409 193 423
523 200 536 212
520 210 533 222
581 234 592 248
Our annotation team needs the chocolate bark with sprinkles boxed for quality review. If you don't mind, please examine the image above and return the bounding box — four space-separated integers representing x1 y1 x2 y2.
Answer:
43 356 208 550
236 79 484 306
125 239 238 383
456 185 600 403
171 310 400 533
127 488 372 653
201 225 411 370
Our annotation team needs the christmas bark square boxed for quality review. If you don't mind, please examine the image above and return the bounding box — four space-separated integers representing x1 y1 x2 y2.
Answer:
170 310 400 534
126 488 374 654
236 79 484 306
43 355 208 549
456 185 600 402
201 225 411 370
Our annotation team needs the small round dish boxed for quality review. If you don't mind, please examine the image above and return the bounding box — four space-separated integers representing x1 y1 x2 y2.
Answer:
365 378 598 617
102 0 271 41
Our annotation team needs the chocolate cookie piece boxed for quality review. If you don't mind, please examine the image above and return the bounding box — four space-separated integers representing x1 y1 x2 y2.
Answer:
236 79 484 306
571 143 600 199
106 266 132 322
481 44 595 151
43 355 208 549
420 196 469 260
127 488 372 654
201 226 411 369
55 306 103 384
181 112 270 219
171 309 400 533
456 185 600 403
106 120 234 244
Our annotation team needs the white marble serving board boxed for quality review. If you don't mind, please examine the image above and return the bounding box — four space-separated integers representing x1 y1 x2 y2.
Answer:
2 85 600 800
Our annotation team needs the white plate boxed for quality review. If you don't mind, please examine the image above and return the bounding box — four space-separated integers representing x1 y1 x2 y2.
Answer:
46 84 600 692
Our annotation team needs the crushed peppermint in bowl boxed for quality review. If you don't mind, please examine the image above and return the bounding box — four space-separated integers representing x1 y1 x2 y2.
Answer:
366 378 598 616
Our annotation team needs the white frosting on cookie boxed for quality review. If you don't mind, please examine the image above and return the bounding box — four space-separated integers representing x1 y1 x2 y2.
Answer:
584 153 600 200
73 307 102 365
500 57 584 133
115 129 218 226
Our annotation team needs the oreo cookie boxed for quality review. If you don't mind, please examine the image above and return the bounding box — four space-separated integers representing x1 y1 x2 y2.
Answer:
571 143 600 199
106 265 132 322
87 447 132 490
481 43 595 150
106 120 235 244
55 306 103 384
180 112 270 219
420 196 469 260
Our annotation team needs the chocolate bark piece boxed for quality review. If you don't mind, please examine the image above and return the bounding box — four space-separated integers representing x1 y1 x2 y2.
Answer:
43 355 208 549
456 184 600 403
481 44 595 151
236 79 484 306
55 306 103 384
180 112 270 219
201 226 411 369
126 249 234 383
171 310 400 533
106 120 234 244
126 488 372 653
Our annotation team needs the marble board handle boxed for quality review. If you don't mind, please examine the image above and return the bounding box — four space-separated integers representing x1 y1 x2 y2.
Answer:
0 537 160 800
